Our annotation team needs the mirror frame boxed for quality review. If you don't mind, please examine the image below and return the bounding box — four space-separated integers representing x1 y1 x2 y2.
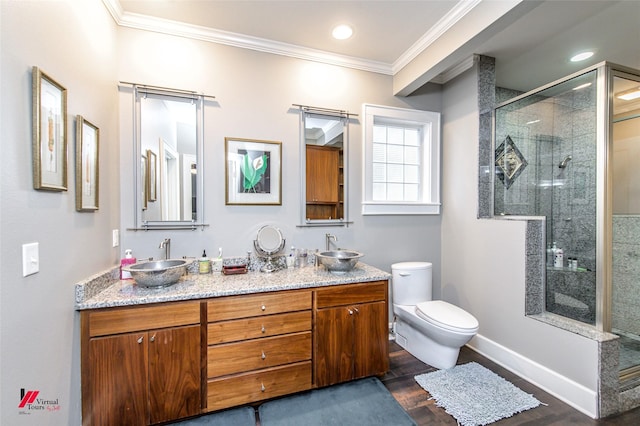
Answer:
298 107 350 227
132 86 206 230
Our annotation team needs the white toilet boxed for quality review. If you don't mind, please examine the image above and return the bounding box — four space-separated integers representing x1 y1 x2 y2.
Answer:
391 262 479 369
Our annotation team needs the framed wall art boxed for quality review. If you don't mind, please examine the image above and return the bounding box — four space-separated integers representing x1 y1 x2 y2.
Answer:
75 115 99 211
225 137 282 205
32 66 68 191
146 149 157 202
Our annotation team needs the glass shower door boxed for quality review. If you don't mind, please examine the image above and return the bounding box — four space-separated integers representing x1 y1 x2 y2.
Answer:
612 73 640 378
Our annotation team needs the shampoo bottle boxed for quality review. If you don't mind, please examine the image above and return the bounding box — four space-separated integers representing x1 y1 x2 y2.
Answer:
554 246 564 268
120 249 136 279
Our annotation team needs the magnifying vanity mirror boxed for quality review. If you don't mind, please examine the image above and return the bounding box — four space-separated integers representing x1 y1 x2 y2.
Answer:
299 107 350 226
132 85 206 230
254 225 285 272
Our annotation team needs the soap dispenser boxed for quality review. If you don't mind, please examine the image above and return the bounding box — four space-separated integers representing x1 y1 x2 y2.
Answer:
212 248 223 272
120 249 136 279
199 250 211 274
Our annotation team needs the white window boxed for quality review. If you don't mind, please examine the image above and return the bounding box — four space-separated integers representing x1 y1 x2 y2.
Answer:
362 104 440 215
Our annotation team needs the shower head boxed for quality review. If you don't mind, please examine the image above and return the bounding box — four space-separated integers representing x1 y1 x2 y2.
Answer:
558 155 572 169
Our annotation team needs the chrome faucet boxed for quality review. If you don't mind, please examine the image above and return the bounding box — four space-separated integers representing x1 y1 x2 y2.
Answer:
325 233 337 251
159 238 171 259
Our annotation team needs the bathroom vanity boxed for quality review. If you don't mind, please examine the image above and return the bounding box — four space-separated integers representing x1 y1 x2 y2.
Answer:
76 263 390 425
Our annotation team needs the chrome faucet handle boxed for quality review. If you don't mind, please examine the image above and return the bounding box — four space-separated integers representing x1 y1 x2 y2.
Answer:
325 233 338 251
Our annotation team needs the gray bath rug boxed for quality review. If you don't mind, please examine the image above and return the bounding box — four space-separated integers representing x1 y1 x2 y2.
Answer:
259 377 416 425
415 362 541 426
170 406 255 425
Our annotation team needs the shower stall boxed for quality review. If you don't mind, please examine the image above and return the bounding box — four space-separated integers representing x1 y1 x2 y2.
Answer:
493 62 640 383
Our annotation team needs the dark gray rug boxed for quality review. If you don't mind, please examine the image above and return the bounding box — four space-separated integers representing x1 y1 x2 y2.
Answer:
415 362 541 426
259 377 416 426
170 406 255 425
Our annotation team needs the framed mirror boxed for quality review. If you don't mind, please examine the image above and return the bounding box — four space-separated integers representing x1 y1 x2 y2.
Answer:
299 107 350 226
133 86 205 230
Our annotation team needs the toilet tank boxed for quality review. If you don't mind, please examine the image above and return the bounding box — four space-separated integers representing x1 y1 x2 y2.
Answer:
391 262 432 305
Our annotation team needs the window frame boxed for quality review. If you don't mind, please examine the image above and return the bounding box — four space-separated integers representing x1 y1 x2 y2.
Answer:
362 103 441 215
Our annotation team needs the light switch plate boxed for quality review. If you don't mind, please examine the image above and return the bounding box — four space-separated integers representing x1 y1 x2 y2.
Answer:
22 242 39 277
112 229 119 247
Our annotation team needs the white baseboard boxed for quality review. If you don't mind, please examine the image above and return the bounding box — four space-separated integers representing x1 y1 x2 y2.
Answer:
467 334 598 418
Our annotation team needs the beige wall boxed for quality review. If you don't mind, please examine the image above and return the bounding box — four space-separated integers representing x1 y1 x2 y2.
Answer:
1 1 120 424
441 66 600 416
115 26 443 278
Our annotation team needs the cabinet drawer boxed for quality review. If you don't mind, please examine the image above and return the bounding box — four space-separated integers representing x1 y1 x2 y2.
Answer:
88 301 201 337
208 332 311 378
208 311 311 345
206 361 311 412
207 290 311 321
315 281 387 309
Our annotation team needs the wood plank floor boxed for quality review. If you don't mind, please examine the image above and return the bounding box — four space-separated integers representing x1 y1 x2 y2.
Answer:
382 340 640 425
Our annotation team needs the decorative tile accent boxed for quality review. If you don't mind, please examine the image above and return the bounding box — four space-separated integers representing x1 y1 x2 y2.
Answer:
495 136 528 189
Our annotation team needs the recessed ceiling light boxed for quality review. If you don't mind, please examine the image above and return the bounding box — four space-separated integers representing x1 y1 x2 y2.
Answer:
617 88 640 101
332 24 353 40
570 51 594 62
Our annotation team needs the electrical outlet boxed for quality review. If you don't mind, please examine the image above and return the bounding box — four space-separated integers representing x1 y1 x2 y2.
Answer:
22 242 39 277
112 229 119 247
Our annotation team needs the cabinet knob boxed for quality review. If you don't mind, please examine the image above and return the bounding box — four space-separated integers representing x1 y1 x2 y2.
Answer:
261 304 266 311
150 334 156 342
137 336 144 344
261 351 266 360
348 309 354 315
261 325 266 333
261 383 266 392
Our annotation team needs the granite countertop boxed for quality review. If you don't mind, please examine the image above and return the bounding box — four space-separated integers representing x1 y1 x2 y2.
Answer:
75 262 391 310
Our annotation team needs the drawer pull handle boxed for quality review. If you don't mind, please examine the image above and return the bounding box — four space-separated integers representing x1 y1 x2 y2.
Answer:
261 304 266 311
261 351 266 360
261 325 266 333
261 383 266 392
137 336 144 344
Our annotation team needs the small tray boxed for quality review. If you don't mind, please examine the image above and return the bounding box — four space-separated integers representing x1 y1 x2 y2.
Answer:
222 265 248 275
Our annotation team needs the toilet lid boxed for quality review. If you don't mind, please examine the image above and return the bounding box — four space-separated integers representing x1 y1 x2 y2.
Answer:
416 300 479 332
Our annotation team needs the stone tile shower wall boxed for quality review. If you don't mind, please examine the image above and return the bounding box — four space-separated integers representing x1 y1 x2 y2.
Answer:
494 72 598 324
613 216 640 336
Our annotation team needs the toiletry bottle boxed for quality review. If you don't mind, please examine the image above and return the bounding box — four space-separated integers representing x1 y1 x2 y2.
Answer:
212 248 223 272
546 244 554 267
554 246 564 268
120 249 136 279
199 250 211 274
287 246 295 268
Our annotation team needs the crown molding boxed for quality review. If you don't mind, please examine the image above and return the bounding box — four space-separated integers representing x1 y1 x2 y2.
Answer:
101 0 393 75
431 55 476 85
392 0 482 74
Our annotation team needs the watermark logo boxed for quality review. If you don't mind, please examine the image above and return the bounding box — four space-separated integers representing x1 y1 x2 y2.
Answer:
18 388 60 414
18 389 39 408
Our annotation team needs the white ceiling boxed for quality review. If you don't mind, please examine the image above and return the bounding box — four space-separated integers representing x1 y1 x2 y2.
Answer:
113 0 640 93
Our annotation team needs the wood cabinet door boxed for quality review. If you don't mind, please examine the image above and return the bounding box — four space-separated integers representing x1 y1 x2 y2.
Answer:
314 306 354 387
353 301 389 380
306 145 339 202
88 333 148 426
148 325 201 425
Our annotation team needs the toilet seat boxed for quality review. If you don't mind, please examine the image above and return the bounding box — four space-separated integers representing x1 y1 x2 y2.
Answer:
416 300 479 333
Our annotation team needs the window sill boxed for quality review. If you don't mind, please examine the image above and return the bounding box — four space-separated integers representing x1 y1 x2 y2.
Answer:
361 202 441 215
